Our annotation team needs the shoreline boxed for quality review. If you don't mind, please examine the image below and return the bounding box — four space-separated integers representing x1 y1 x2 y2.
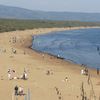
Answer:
31 43 98 72
30 26 100 70
0 26 100 100
2 26 99 71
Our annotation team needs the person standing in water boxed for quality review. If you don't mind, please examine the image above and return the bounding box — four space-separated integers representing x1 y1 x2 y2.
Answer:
97 46 100 55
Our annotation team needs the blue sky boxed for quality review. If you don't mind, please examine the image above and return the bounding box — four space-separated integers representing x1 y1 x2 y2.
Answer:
0 0 100 13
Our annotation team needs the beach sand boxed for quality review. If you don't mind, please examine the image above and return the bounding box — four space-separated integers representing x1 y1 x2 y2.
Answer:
0 27 100 100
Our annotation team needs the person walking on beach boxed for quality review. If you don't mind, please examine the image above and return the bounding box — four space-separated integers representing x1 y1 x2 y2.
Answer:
8 72 11 80
22 70 28 80
14 85 18 96
24 71 28 79
97 68 99 75
87 74 90 85
7 69 12 80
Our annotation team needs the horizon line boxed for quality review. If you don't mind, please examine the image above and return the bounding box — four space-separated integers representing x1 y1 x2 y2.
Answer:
0 4 100 14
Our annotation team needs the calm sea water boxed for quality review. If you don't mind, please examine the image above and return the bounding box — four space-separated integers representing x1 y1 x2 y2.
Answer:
32 28 100 68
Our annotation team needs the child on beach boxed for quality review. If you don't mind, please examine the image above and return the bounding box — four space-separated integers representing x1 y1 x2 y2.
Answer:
19 86 24 96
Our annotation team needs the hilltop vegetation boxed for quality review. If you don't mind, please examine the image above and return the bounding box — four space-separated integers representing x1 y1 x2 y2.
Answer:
0 19 100 32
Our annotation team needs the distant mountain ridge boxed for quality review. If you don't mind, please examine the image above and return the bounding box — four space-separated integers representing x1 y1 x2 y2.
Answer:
0 5 100 22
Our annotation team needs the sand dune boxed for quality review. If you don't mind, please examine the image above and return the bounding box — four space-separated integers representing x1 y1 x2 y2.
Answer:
0 27 100 100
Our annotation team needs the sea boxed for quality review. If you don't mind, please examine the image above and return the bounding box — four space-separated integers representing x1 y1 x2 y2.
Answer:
32 28 100 68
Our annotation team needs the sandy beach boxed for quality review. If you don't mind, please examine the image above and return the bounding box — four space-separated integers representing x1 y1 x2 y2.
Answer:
0 27 100 100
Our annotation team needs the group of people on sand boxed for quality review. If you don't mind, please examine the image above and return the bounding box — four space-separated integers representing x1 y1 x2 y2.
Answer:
81 67 88 76
9 36 17 44
8 69 16 80
7 68 28 80
14 85 25 96
46 69 53 75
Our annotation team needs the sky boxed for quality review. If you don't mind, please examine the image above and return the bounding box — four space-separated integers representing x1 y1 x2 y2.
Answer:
0 0 100 13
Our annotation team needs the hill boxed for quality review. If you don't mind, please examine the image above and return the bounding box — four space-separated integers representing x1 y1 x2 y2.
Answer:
0 5 100 22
